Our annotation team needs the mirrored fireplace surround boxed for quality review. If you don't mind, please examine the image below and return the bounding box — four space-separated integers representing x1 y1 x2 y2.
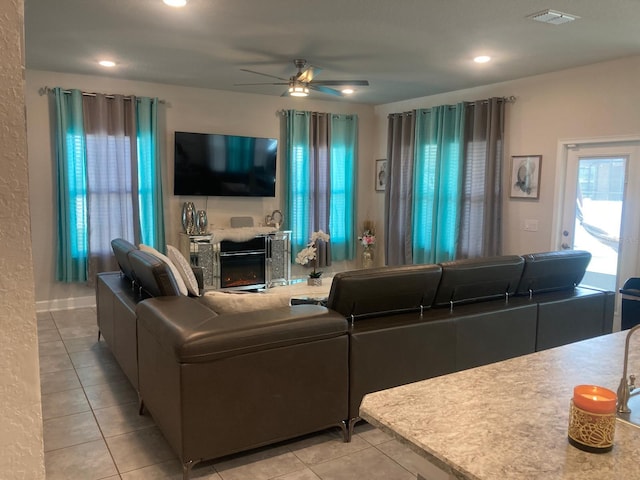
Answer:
179 231 291 290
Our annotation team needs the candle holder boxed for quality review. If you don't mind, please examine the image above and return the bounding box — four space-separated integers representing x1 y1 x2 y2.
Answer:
568 385 617 453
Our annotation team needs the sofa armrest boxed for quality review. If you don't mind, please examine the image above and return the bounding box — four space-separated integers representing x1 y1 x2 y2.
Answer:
136 296 347 363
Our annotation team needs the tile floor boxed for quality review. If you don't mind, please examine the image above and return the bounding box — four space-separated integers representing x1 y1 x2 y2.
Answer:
38 307 426 479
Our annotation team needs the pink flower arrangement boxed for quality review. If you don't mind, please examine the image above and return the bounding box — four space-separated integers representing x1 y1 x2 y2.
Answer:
358 229 376 247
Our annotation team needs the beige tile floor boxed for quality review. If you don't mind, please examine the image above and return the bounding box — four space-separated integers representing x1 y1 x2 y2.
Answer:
38 307 425 479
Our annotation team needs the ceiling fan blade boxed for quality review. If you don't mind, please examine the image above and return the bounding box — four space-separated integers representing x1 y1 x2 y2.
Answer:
234 82 289 86
308 84 343 96
239 68 288 81
297 65 322 83
310 80 370 86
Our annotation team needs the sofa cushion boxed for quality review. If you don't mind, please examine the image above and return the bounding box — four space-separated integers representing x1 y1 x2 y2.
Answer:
111 238 138 281
516 250 591 296
139 244 188 296
167 244 200 297
433 255 524 308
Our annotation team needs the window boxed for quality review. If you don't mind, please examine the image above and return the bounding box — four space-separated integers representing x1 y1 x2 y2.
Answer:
285 111 357 263
53 89 163 283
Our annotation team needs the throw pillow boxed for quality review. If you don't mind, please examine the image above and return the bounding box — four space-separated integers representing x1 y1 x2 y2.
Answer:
199 290 289 315
167 244 200 297
139 244 189 296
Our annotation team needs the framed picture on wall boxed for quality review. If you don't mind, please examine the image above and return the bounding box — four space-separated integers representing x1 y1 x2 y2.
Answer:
375 159 387 191
510 155 542 199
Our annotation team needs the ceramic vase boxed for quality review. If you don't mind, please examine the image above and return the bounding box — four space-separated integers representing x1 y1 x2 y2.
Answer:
307 277 322 287
182 202 196 235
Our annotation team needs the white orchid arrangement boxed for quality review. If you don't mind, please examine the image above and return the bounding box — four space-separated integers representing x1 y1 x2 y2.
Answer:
295 230 330 278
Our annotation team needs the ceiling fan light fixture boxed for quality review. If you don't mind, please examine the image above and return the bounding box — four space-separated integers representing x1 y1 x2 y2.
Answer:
289 84 309 97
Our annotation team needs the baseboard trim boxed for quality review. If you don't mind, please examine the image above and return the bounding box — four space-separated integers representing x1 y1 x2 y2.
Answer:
36 295 96 313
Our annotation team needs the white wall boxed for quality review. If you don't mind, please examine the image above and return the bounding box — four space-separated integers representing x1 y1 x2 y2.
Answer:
0 0 45 477
25 70 376 305
374 55 640 256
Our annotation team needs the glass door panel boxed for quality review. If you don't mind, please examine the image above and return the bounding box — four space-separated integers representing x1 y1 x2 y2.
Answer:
572 157 625 291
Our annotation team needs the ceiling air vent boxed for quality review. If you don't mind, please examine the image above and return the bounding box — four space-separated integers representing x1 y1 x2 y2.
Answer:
527 9 579 25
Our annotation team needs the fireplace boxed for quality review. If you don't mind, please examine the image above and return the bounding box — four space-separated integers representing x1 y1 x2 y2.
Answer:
219 237 267 290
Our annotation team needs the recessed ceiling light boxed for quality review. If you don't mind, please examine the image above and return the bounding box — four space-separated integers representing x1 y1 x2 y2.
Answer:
474 56 491 64
163 0 187 7
342 88 354 95
98 60 116 68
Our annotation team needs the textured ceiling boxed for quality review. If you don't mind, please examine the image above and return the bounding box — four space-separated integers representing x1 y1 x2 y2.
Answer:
24 0 640 104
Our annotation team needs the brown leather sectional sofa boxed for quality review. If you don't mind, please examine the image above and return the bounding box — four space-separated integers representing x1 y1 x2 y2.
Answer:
96 239 614 480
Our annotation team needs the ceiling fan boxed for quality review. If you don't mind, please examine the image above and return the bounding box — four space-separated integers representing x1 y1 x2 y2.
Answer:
234 59 369 97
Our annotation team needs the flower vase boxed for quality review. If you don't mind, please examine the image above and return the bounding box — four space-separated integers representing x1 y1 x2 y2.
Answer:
307 277 322 286
362 245 374 268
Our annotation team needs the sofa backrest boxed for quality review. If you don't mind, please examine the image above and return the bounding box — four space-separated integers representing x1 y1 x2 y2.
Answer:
128 249 181 297
515 250 591 296
326 264 442 321
433 255 525 308
111 238 138 281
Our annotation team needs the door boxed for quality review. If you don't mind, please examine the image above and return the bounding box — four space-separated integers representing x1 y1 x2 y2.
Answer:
559 141 640 329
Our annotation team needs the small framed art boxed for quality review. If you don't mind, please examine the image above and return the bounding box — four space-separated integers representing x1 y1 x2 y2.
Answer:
375 159 387 191
510 155 541 199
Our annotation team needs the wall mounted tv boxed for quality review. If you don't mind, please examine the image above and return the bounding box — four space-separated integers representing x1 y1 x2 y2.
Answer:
174 131 277 197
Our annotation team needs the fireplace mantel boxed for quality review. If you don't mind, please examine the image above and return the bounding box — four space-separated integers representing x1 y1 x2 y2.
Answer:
210 226 279 243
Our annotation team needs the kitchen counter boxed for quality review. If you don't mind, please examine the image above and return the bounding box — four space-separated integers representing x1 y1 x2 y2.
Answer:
360 331 640 480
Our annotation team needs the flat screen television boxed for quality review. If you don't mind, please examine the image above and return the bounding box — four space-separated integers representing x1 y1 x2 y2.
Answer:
174 131 277 197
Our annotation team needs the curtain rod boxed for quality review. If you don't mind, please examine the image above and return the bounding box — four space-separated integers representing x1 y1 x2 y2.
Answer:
38 86 168 105
276 109 356 118
388 96 517 117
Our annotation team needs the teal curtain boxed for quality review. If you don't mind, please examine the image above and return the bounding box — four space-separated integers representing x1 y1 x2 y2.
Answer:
53 88 165 283
283 110 357 263
412 104 465 264
54 88 88 282
284 110 311 258
136 97 165 251
329 114 357 261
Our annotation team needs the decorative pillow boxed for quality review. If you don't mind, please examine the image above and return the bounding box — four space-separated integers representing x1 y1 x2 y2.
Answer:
199 290 290 315
167 244 200 297
139 244 189 296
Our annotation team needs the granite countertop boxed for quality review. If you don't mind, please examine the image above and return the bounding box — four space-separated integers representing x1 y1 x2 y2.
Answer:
360 331 640 480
